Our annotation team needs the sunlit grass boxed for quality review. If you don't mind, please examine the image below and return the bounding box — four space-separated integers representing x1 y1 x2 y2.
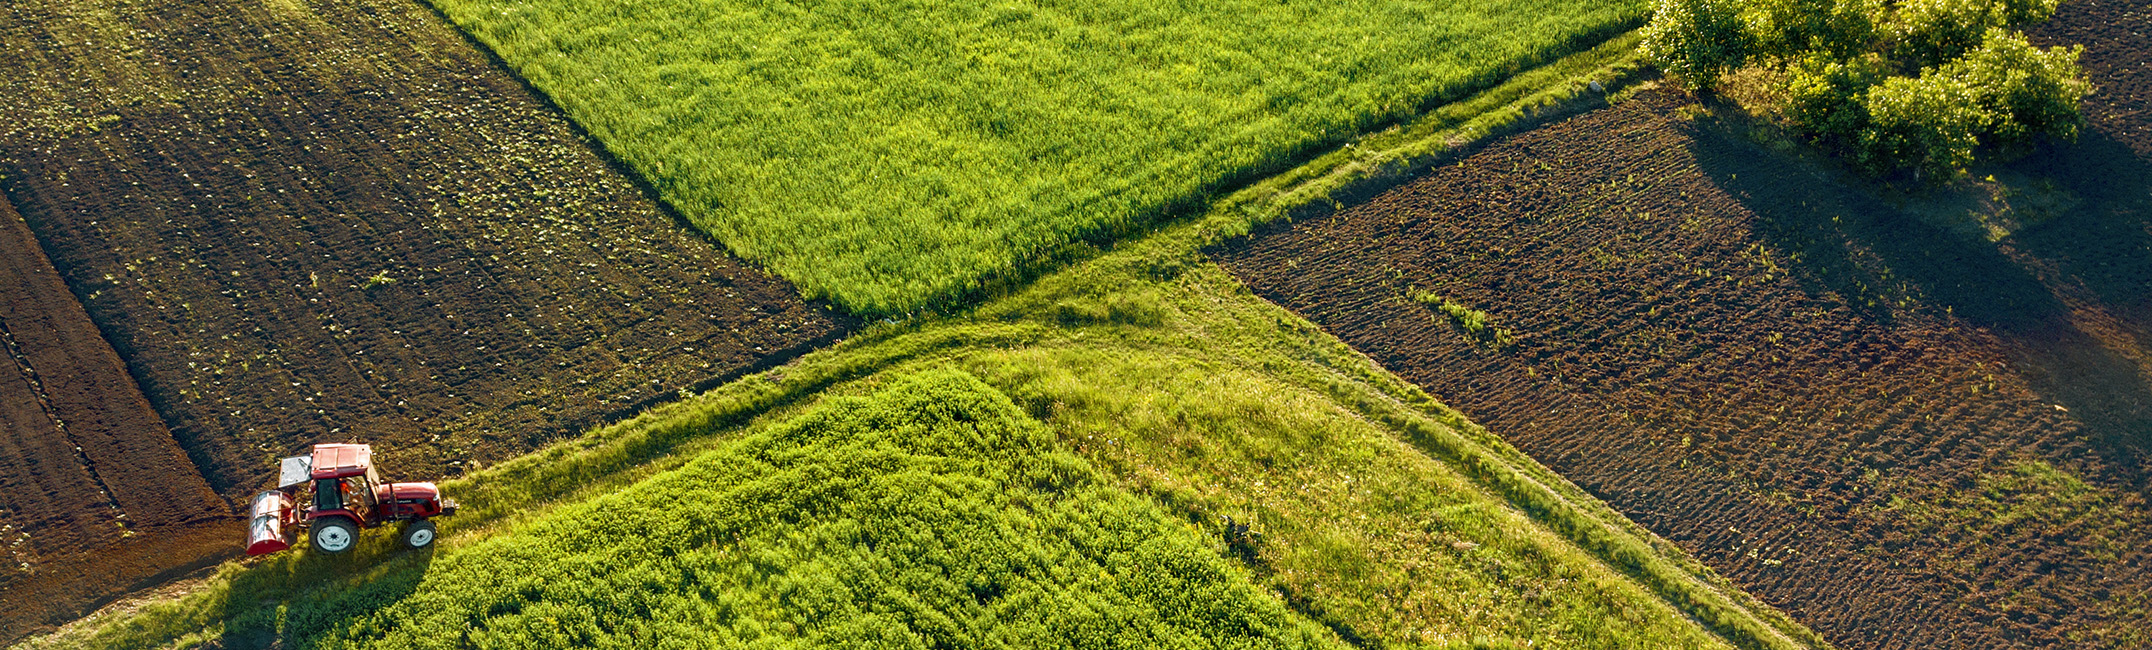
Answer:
431 0 1646 314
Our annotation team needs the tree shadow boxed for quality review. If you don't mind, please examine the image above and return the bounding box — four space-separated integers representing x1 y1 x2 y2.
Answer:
1687 114 2152 460
2002 128 2152 324
1992 128 2152 459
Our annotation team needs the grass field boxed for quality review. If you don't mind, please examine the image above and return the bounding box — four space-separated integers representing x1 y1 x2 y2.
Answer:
430 0 1647 314
299 369 1343 649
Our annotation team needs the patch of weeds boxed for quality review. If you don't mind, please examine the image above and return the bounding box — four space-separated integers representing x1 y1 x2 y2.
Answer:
1052 289 1168 328
359 271 398 290
1411 290 1516 347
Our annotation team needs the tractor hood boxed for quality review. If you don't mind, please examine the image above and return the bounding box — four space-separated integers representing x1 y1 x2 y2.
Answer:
384 482 440 501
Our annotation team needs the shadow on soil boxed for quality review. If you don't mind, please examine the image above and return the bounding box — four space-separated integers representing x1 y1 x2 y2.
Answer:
1998 128 2152 458
1689 115 2152 460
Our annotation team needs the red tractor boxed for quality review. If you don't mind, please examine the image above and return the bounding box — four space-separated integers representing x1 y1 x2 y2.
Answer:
245 443 458 555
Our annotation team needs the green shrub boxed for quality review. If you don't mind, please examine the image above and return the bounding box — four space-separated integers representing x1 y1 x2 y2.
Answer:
1943 28 2089 146
1746 0 1879 58
1644 0 1755 91
1844 27 2086 178
1856 72 1984 179
1783 52 1889 142
1994 0 2064 26
1887 0 2060 66
1719 0 2088 179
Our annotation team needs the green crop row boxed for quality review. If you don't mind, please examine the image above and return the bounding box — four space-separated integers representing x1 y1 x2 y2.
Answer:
428 0 1646 314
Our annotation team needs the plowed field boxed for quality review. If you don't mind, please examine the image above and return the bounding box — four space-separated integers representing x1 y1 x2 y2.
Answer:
0 0 846 638
1 194 233 642
1217 3 2152 646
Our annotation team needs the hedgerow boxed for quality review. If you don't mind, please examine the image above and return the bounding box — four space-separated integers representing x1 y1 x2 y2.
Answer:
308 369 1341 649
1644 0 2087 179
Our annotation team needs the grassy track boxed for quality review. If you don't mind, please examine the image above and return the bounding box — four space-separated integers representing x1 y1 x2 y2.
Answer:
430 0 1646 314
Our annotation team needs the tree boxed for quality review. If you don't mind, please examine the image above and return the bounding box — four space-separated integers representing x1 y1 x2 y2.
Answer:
1747 0 1880 59
1646 0 2089 181
1888 0 2061 66
1643 0 1754 92
1856 72 1984 179
1944 28 2089 146
1783 52 1889 143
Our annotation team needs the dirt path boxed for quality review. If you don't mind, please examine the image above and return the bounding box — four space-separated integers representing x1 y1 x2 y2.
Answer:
0 0 848 638
1216 3 2152 644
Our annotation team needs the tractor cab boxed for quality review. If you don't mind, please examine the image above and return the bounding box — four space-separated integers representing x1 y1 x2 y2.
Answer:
245 443 457 556
306 443 382 526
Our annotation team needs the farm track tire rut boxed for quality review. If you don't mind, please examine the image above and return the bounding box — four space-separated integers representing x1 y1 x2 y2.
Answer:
1218 2 2152 647
0 0 848 639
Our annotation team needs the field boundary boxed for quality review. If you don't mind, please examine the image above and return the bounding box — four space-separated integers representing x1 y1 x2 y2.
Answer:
1304 358 1831 650
1193 31 1656 244
401 0 755 268
0 189 235 643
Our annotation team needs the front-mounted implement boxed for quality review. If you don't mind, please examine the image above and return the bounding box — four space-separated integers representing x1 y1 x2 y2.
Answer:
245 443 458 556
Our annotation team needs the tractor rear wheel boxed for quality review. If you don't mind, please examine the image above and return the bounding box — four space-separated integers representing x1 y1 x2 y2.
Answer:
311 517 359 554
403 519 437 549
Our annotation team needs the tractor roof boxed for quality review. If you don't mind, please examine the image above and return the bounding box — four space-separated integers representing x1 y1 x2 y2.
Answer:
310 443 373 480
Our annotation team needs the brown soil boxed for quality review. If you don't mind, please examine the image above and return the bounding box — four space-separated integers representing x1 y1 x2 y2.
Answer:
1215 3 2152 647
2030 0 2152 158
1 193 236 640
0 0 847 639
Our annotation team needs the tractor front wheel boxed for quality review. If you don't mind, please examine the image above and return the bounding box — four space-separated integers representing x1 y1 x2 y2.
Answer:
311 517 359 554
403 519 437 549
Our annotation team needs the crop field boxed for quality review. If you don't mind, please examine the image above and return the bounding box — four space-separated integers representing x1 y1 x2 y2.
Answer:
431 0 1649 314
1216 2 2152 646
0 195 232 642
0 0 845 635
23 222 1816 649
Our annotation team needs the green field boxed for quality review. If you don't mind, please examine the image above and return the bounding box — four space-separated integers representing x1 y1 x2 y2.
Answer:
301 369 1342 649
431 0 1646 314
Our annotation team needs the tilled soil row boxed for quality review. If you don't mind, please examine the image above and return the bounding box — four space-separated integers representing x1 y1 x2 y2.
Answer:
0 0 847 638
1216 17 2152 644
0 194 232 632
